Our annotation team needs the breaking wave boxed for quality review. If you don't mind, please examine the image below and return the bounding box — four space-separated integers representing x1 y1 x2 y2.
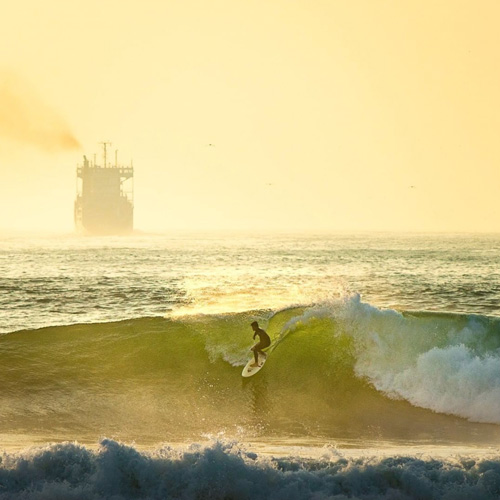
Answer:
1 439 500 500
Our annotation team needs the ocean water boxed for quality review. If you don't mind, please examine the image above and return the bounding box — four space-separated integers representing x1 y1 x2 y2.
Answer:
1 232 500 499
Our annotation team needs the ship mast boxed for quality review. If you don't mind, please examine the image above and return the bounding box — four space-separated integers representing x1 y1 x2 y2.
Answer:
100 141 111 168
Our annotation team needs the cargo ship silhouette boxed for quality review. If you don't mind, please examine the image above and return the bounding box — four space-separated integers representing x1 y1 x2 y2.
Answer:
74 142 133 235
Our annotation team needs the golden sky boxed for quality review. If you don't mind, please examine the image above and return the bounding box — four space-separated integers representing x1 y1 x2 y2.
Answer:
1 0 499 233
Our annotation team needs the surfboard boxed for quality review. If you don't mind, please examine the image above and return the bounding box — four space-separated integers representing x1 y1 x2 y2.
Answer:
242 352 267 377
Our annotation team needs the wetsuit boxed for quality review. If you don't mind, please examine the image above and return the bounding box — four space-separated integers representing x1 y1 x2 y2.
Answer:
253 327 271 351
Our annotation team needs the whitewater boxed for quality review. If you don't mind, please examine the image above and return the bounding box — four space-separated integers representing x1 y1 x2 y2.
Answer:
1 232 500 499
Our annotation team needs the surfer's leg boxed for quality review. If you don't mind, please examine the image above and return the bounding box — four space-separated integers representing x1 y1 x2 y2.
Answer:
250 344 258 365
251 342 262 366
250 351 262 367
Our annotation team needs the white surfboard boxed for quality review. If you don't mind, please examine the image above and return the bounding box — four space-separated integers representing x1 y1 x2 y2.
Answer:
242 352 267 377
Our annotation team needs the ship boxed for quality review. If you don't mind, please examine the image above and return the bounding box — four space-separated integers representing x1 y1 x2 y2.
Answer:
74 142 134 235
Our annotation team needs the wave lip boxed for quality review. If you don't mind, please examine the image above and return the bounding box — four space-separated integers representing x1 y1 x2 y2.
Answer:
1 439 500 500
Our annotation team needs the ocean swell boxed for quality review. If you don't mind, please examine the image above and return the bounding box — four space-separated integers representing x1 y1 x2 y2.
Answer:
0 296 499 446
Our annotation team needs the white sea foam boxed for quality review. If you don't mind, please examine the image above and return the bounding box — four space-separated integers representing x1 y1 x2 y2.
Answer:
333 295 500 424
388 345 500 423
1 439 500 500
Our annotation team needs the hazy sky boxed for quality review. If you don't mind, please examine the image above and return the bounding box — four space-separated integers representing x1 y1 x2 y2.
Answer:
1 0 499 233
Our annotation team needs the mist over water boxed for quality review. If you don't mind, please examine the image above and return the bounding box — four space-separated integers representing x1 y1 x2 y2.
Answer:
2 232 500 334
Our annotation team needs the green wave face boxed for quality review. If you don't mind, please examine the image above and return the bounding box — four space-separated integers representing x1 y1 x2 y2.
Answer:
1 297 500 446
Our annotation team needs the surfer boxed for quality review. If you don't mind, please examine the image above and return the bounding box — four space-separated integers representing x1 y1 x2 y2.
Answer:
250 321 271 367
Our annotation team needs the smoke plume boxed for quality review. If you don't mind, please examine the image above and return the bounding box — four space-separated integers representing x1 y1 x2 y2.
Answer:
0 72 80 152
